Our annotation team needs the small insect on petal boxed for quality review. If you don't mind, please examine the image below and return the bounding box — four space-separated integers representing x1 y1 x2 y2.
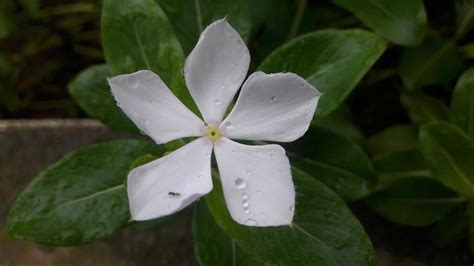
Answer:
168 192 181 196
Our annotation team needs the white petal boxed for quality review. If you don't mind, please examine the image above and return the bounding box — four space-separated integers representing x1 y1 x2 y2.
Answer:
128 137 213 221
109 70 204 144
221 72 320 142
214 137 295 226
184 18 250 124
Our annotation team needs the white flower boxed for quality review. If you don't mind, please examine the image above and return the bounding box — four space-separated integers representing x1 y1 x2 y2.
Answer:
108 19 320 227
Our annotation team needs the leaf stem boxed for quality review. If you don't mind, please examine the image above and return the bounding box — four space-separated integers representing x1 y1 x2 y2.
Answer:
288 0 306 39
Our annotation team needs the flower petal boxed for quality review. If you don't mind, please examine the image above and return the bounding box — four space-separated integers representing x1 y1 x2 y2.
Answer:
109 70 204 144
184 18 250 124
128 137 213 221
214 137 295 226
221 72 320 142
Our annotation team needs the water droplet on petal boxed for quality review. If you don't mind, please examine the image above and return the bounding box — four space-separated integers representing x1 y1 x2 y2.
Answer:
270 96 277 102
224 121 232 128
289 205 295 212
260 212 265 216
244 218 257 226
232 149 236 154
306 102 311 107
242 200 250 207
206 153 211 159
235 178 246 189
270 153 274 158
287 99 291 104
198 174 204 180
245 170 250 176
257 190 261 195
181 68 186 75
242 193 249 200
214 98 221 105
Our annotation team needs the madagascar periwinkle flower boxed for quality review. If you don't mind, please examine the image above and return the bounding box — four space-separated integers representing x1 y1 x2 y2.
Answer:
108 19 320 227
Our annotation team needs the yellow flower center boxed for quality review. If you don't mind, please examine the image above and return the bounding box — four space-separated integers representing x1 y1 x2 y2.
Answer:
205 124 221 142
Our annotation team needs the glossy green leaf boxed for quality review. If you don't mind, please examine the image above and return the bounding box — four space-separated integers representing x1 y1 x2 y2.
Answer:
7 140 164 246
206 168 376 266
429 206 467 246
372 149 430 186
193 201 263 266
313 105 364 143
399 38 464 91
68 64 138 134
451 67 474 138
101 0 194 108
455 0 474 39
367 125 419 155
157 0 251 55
289 127 376 202
332 0 427 46
259 29 386 118
420 122 474 198
367 148 460 226
365 178 463 226
401 92 449 126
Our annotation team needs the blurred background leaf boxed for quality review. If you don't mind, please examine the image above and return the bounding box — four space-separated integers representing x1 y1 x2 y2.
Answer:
331 0 427 46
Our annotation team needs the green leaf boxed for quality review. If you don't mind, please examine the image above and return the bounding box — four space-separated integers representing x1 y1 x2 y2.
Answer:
193 201 263 266
451 67 474 138
7 140 164 246
455 0 474 39
372 149 430 186
289 127 376 202
367 125 419 155
401 92 449 126
101 0 194 109
399 38 464 91
429 206 467 246
313 105 364 143
365 178 463 226
331 0 427 46
420 122 474 198
206 168 376 266
68 64 138 134
259 29 386 118
367 148 461 226
157 0 251 55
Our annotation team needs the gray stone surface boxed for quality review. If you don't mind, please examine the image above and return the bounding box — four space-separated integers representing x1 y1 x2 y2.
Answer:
0 119 196 266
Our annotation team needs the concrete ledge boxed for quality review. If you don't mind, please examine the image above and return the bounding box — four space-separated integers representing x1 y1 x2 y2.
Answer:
0 119 195 266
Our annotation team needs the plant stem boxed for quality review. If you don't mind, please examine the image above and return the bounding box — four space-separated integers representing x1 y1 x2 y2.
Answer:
288 0 307 39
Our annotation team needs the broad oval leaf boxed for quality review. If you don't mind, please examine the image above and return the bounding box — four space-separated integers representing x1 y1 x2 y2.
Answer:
367 148 462 226
332 0 427 46
101 0 194 108
157 0 251 55
367 125 419 155
68 64 138 134
399 38 464 91
288 127 376 202
401 92 449 126
259 29 386 118
6 140 164 246
451 67 474 138
372 149 430 186
455 0 474 39
206 168 376 266
365 178 463 226
420 122 474 198
193 201 263 266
